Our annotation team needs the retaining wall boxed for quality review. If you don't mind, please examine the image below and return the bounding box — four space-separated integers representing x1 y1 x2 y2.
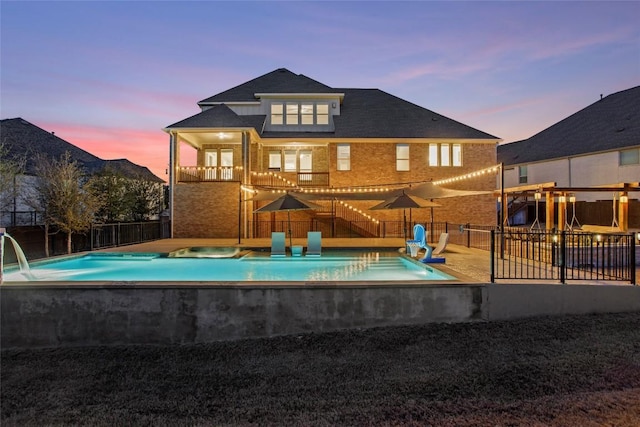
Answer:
1 283 639 349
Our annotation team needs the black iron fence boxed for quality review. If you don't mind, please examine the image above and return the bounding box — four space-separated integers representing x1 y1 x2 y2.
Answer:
90 221 170 250
491 229 637 284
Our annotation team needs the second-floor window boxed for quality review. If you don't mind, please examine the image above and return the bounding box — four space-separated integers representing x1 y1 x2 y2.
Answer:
271 102 330 125
518 165 528 184
396 144 410 171
429 143 462 166
337 144 350 171
620 148 639 165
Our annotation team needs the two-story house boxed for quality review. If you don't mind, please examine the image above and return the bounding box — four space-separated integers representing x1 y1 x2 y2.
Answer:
498 86 639 230
164 68 500 238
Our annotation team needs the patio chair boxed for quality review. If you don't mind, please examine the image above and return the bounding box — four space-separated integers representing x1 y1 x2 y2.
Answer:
271 232 286 257
432 233 449 255
306 231 322 256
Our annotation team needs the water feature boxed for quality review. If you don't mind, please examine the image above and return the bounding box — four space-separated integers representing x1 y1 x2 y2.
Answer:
0 228 35 282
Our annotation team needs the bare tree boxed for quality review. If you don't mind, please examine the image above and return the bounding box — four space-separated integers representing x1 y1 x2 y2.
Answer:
32 152 100 255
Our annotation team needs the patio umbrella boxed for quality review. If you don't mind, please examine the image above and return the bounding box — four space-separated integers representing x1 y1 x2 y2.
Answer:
370 191 441 239
254 193 322 249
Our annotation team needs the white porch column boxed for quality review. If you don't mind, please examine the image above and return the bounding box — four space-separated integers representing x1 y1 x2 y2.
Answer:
169 131 179 238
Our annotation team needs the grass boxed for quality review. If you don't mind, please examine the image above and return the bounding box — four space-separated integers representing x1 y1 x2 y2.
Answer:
2 312 640 426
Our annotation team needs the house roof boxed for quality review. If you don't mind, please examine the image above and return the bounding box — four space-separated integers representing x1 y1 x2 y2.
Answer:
1 118 163 182
498 85 640 166
166 104 261 129
167 68 499 141
198 68 337 104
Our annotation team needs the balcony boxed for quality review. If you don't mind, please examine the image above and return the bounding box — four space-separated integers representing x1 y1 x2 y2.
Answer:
177 166 242 183
251 171 329 187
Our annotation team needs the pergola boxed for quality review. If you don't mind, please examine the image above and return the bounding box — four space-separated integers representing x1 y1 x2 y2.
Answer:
498 182 640 232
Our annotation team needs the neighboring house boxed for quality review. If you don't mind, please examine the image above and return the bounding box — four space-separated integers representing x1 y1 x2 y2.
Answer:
164 68 500 239
497 86 640 229
0 117 164 226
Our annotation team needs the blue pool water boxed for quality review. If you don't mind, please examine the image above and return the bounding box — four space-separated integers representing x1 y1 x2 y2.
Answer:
3 250 455 282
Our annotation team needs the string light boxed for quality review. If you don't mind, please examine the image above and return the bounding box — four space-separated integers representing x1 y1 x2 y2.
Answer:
432 165 500 186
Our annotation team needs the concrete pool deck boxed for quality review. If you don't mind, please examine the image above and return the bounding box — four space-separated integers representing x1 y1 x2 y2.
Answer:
102 237 492 283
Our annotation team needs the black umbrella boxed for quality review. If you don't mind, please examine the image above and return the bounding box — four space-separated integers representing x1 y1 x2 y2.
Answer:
370 191 440 239
254 193 321 249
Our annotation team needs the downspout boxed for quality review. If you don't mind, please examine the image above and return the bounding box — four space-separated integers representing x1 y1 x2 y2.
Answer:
169 131 177 238
242 131 250 241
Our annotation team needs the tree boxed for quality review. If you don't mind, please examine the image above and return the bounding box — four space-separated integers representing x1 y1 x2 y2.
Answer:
86 170 164 222
86 170 133 222
32 152 100 255
0 142 25 217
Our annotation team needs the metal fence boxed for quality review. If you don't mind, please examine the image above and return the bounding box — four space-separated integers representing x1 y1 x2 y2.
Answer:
90 221 170 250
0 211 43 227
491 229 637 284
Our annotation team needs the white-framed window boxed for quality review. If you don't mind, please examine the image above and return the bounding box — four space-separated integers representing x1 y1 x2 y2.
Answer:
440 143 451 167
270 102 331 125
620 148 640 166
428 144 438 166
299 150 313 181
337 144 350 171
317 103 329 125
284 150 297 172
271 104 283 125
452 144 462 166
268 151 281 170
518 165 528 184
396 144 410 171
220 149 234 180
286 103 299 125
428 143 462 167
301 104 314 125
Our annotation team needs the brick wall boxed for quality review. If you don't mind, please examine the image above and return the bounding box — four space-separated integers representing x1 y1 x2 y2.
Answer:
174 182 240 238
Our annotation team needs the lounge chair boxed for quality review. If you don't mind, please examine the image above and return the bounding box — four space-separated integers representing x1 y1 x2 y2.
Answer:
306 231 322 256
270 232 286 257
432 233 449 255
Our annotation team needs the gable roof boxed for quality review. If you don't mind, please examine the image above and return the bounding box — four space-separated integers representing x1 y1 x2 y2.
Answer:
1 118 163 182
498 86 640 166
166 104 261 129
198 68 337 105
168 68 499 141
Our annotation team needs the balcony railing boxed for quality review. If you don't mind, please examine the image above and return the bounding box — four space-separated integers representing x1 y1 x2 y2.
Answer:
177 166 242 183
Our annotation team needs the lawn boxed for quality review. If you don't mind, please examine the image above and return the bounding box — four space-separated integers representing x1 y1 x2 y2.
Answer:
2 312 639 426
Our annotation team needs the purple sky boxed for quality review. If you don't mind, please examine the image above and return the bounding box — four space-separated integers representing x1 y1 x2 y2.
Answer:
2 1 638 181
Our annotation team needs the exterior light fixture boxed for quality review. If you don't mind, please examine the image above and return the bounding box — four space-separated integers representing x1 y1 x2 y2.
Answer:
569 196 576 203
534 192 541 200
559 195 566 203
620 195 628 203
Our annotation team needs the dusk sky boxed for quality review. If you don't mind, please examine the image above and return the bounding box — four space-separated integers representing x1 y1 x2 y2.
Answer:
2 1 639 181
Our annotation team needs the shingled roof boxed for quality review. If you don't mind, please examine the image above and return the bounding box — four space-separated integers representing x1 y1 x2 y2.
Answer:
198 68 337 105
168 68 498 141
1 118 163 182
498 86 640 166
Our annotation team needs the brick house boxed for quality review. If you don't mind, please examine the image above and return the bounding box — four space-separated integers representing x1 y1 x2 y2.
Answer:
164 68 500 238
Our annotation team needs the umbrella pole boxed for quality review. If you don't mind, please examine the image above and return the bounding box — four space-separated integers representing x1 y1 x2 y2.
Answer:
288 210 293 250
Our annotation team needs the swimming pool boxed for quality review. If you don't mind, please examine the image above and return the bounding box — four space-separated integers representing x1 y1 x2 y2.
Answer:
2 250 455 282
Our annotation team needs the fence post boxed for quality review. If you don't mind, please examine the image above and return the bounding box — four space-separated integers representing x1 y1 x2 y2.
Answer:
560 230 566 284
631 235 637 285
490 230 495 283
466 223 471 248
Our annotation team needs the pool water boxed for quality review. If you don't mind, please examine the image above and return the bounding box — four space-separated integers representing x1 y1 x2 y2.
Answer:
2 250 455 282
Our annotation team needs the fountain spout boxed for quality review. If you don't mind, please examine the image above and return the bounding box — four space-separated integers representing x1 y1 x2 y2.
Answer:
1 228 35 282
